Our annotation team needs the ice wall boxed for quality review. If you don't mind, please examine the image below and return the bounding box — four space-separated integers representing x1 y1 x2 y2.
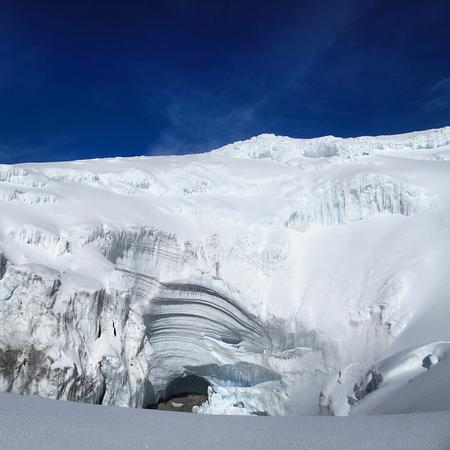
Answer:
285 174 424 230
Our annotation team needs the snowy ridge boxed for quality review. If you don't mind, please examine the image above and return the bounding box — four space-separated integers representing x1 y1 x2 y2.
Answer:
0 126 450 415
213 126 450 162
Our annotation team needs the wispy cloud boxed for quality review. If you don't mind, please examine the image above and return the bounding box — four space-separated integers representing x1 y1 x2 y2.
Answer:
147 87 266 156
423 77 450 112
145 0 385 155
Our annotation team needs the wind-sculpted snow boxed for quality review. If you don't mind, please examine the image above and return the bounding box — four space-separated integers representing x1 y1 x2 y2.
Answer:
0 188 60 204
41 167 166 195
0 126 450 416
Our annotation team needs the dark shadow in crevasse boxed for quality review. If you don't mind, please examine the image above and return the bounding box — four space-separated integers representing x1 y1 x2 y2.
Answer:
145 374 210 412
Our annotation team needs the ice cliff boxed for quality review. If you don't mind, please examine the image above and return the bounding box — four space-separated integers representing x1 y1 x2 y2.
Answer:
1 126 450 415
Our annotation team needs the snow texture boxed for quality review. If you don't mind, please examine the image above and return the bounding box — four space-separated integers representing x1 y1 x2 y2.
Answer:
1 126 450 416
320 341 450 416
1 392 450 450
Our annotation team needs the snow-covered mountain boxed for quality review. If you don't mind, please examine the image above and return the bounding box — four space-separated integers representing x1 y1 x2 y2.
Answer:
1 126 450 416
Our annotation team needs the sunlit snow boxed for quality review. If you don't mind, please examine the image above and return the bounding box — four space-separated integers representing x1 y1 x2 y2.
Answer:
1 126 450 417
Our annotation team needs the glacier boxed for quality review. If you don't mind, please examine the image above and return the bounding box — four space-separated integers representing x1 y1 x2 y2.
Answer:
1 126 450 416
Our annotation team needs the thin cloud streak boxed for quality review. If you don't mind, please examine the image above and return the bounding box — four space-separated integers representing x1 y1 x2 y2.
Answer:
424 77 450 111
147 87 267 156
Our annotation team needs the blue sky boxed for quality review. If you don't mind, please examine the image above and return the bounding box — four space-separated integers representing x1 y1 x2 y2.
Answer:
1 0 450 163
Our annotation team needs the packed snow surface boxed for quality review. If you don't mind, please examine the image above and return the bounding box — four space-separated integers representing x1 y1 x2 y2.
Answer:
1 393 450 450
1 126 450 416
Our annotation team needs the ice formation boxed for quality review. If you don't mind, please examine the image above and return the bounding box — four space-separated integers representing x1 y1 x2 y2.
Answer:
1 126 450 415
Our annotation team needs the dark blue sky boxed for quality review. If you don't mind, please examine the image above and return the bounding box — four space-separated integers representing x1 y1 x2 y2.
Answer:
1 0 450 163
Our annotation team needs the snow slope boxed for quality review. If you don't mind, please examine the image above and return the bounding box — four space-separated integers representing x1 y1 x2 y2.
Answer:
320 341 450 416
1 392 450 450
1 126 450 415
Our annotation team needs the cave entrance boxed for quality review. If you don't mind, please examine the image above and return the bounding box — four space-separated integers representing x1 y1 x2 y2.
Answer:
154 374 210 412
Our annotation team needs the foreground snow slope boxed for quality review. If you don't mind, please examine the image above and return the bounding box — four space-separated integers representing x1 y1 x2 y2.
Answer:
1 126 450 415
1 393 450 450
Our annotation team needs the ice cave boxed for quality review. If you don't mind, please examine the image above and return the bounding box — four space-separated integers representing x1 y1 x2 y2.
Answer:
145 374 210 412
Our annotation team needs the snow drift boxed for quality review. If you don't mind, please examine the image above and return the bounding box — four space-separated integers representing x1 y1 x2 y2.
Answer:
1 126 450 415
